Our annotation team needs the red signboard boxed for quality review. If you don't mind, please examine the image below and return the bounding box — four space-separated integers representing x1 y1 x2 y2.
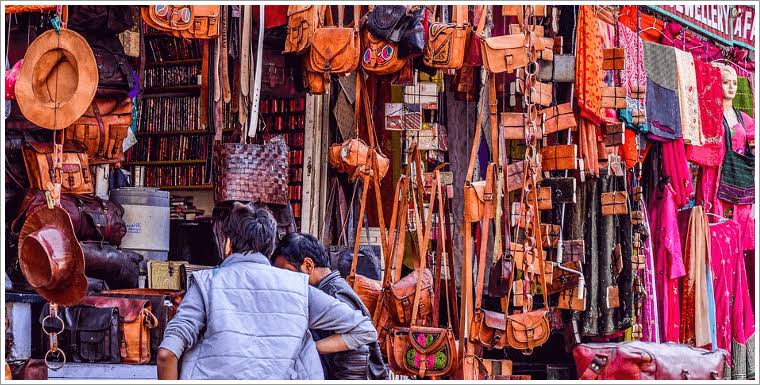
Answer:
653 5 756 49
733 5 756 49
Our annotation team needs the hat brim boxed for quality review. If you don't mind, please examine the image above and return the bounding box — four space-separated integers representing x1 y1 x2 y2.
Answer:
15 29 98 130
18 205 87 306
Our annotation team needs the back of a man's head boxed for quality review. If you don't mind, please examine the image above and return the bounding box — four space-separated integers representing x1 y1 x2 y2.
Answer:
223 202 278 257
274 232 330 269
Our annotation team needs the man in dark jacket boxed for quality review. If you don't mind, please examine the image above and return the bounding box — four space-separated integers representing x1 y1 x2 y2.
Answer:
273 233 389 380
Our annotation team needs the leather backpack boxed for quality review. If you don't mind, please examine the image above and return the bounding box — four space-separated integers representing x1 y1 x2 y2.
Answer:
40 304 121 363
65 97 132 165
22 140 94 195
307 6 361 78
284 5 325 54
423 5 471 70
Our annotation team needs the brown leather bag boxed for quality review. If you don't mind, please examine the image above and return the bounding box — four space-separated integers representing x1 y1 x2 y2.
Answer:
173 5 220 39
480 33 533 74
423 5 470 69
308 6 360 77
141 5 192 32
601 192 629 216
500 112 527 140
213 136 289 204
602 48 625 70
540 102 577 135
284 5 324 54
541 144 578 171
361 28 406 76
22 140 93 195
80 296 158 364
601 86 628 109
64 97 132 165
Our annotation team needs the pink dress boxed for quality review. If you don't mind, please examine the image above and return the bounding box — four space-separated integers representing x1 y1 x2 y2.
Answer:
648 183 686 342
662 137 694 207
709 219 755 366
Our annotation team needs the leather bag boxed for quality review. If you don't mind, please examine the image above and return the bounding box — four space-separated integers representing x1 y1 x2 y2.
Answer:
505 161 525 192
361 28 406 76
548 261 582 294
573 341 727 380
64 97 132 164
80 297 158 364
540 103 577 135
390 268 433 325
89 35 134 98
601 86 628 109
284 5 323 54
365 5 408 43
423 5 470 69
40 304 121 363
537 54 576 82
13 190 127 246
213 136 289 204
557 240 582 263
308 6 360 77
541 144 578 171
80 241 142 289
480 33 535 74
500 112 527 140
329 138 390 179
22 140 94 195
487 254 513 297
141 5 192 32
172 6 220 39
602 48 625 70
601 192 629 216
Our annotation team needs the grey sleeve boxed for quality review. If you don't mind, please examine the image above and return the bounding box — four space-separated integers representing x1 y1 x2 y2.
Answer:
307 286 377 350
158 278 206 358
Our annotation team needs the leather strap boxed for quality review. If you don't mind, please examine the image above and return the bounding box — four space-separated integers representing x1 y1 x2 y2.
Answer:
409 164 438 326
220 6 231 103
240 5 251 97
90 102 106 158
434 167 454 330
474 5 486 38
473 163 495 311
247 5 265 139
579 354 608 380
465 87 486 184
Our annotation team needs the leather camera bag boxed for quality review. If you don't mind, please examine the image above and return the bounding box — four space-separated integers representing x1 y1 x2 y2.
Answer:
64 97 132 165
22 140 94 195
40 304 121 363
13 190 127 246
361 28 406 76
573 341 727 380
423 5 470 69
284 5 323 54
308 6 361 77
80 241 142 290
388 170 457 378
80 297 158 364
213 136 289 204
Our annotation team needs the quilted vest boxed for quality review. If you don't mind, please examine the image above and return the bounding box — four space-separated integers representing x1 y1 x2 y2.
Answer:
179 252 324 380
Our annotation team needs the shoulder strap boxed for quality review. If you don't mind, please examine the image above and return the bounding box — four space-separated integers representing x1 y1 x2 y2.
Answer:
473 163 496 311
409 166 438 327
434 167 455 329
465 86 487 183
453 5 468 26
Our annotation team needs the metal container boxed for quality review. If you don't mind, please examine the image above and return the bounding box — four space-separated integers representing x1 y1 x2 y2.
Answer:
109 188 170 271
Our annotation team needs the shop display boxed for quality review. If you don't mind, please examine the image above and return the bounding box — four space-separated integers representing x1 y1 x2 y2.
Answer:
3 3 756 381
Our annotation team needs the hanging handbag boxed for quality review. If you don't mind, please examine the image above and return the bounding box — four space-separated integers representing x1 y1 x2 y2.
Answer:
601 191 629 216
361 28 406 76
423 5 470 70
64 97 132 165
717 110 754 205
540 103 577 135
548 261 583 294
22 140 94 195
364 5 408 43
397 6 426 58
541 144 578 171
171 5 220 39
40 304 121 363
213 136 289 204
308 6 361 78
601 86 628 109
283 5 324 53
80 296 158 364
141 5 192 32
602 48 625 70
388 170 458 378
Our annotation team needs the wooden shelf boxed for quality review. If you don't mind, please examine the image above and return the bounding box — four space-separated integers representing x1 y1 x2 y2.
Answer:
146 58 202 67
124 160 206 166
159 184 213 191
137 130 208 136
143 85 200 94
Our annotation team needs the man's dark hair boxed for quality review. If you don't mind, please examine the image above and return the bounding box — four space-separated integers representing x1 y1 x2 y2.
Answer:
223 202 278 257
274 232 330 269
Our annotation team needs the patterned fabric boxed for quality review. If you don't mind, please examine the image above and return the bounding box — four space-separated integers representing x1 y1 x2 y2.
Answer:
618 5 664 43
678 206 711 347
661 138 694 207
648 183 685 343
709 220 755 371
618 23 647 100
705 261 718 349
733 77 754 117
686 60 724 166
640 204 660 343
646 79 682 141
643 42 677 91
674 49 703 145
575 5 604 124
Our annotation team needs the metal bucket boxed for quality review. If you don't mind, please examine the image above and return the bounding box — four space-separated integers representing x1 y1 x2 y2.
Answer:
109 187 170 269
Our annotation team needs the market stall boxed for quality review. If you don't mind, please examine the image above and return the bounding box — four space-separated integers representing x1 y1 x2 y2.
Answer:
3 3 756 381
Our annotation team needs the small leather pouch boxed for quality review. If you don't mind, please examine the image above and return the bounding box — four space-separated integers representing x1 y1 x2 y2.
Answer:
540 103 577 135
541 145 578 171
631 210 645 225
606 285 621 308
601 87 628 109
601 191 629 216
501 112 526 140
548 260 582 294
602 48 625 70
511 202 533 229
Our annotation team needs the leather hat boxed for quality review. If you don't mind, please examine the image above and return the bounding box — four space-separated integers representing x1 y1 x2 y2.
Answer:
14 29 98 130
18 205 87 306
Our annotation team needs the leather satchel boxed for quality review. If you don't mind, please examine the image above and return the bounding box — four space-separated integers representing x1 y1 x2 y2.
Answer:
500 112 526 140
23 140 94 195
347 273 383 320
464 179 495 223
487 254 513 297
80 296 158 364
329 138 390 180
64 97 132 165
540 103 577 135
541 144 578 171
40 304 121 363
81 242 141 289
172 6 220 39
573 341 727 380
481 33 531 74
13 190 127 246
308 6 361 77
601 86 628 109
423 5 470 69
213 137 289 204
601 192 629 216
284 5 324 53
602 48 625 70
390 268 433 325
142 5 192 32
537 54 576 83
548 261 582 294
361 28 406 76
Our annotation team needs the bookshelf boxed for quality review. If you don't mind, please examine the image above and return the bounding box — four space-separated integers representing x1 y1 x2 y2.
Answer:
125 31 210 189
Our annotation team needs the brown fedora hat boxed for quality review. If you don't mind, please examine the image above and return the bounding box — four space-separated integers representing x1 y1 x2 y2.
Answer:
18 205 87 306
15 29 98 130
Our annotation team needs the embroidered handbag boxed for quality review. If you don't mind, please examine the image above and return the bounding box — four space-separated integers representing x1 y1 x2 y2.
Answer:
64 97 131 165
423 5 470 70
283 5 324 53
141 5 192 32
308 6 360 77
22 140 94 195
361 28 406 76
172 5 220 39
213 137 289 204
717 111 754 205
541 144 578 171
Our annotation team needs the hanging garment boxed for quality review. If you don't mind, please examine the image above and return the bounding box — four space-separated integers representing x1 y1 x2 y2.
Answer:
678 206 711 348
733 77 754 118
643 41 677 91
686 60 724 167
639 204 660 343
714 111 756 251
645 79 682 141
674 49 703 145
618 23 647 99
709 219 755 379
661 138 694 207
648 183 685 343
575 5 604 124
618 5 664 43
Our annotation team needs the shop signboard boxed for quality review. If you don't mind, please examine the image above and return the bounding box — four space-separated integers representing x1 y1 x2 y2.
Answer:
649 4 756 50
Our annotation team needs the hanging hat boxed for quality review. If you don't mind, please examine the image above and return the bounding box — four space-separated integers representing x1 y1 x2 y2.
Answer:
14 29 98 130
18 205 87 306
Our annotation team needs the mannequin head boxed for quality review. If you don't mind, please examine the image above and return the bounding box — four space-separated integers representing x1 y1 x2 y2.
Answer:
713 63 738 102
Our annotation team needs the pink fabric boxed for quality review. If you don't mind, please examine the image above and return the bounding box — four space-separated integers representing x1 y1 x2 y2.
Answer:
710 219 755 364
714 112 756 251
640 204 661 343
649 183 686 342
4 60 22 100
618 23 647 100
686 60 724 167
661 138 694 207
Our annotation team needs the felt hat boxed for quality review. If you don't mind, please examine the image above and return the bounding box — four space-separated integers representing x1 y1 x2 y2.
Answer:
14 29 98 130
18 205 87 306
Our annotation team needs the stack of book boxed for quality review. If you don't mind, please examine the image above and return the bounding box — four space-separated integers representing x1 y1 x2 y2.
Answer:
170 195 205 220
